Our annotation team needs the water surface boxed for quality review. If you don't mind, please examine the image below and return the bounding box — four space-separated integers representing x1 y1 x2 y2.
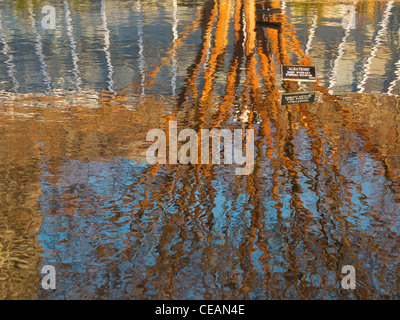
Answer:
1 0 400 300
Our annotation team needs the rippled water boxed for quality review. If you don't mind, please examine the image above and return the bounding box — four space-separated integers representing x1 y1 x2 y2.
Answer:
1 0 400 300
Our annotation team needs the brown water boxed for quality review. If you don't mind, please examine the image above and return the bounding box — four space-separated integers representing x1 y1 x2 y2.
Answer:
1 0 400 300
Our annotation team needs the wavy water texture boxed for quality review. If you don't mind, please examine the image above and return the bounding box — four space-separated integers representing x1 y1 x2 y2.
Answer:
0 0 400 300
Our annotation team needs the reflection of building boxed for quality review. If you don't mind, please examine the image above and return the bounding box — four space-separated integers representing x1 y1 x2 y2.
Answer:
0 0 203 95
287 0 400 94
1 0 400 95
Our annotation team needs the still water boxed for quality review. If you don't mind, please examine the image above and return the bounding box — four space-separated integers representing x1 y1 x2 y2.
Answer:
1 0 400 299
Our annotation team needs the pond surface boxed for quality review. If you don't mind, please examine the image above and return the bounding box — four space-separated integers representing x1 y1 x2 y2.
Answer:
0 0 400 299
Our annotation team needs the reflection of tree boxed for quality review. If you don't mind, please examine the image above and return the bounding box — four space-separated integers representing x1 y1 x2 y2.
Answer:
120 0 400 299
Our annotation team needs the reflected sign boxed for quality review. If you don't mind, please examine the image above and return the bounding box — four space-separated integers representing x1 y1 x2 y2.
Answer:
281 91 316 105
281 65 317 82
